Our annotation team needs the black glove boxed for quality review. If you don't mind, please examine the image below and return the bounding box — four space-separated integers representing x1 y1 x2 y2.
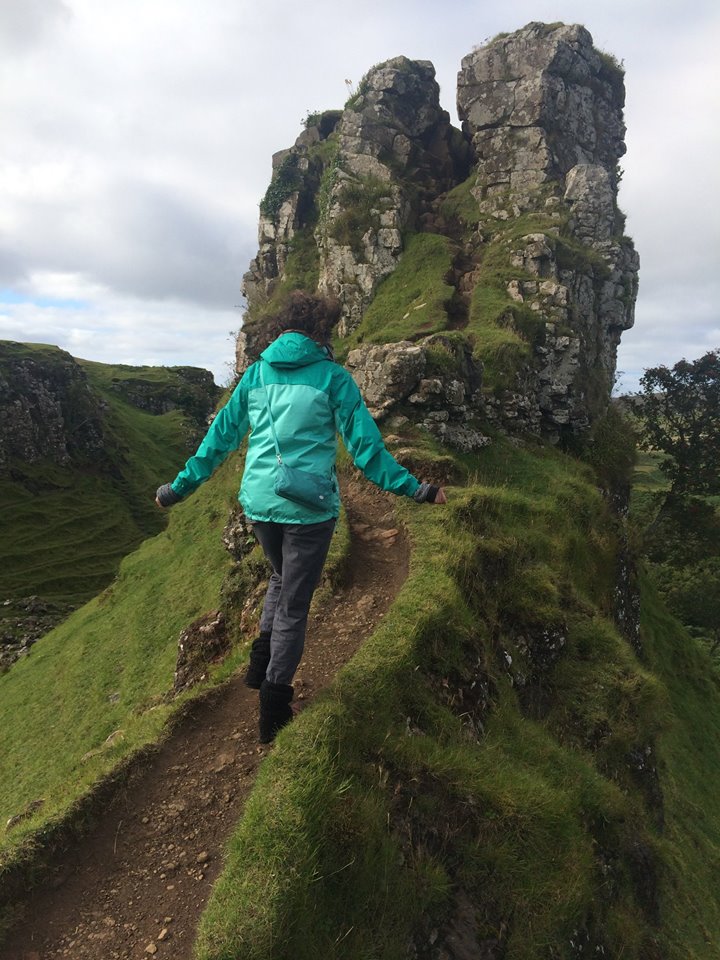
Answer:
156 483 183 507
413 482 440 504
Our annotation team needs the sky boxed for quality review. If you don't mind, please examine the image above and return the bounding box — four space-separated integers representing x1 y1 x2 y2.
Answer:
0 0 718 390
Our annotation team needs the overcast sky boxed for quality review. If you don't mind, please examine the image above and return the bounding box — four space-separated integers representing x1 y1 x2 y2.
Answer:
1 0 718 390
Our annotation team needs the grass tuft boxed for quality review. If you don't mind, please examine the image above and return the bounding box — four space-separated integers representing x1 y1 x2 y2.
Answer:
342 233 455 353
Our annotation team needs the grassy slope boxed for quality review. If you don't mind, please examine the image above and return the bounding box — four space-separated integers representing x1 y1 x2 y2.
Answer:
195 439 720 960
0 449 352 875
640 578 720 956
629 452 720 956
630 450 668 528
2 354 718 957
0 455 240 865
0 352 199 610
340 233 456 353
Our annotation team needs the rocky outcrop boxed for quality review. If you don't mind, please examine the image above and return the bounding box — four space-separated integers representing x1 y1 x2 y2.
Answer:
457 22 638 438
108 366 220 423
0 597 71 674
317 58 470 336
346 340 427 417
237 22 637 444
346 334 488 451
173 610 229 693
0 344 105 471
0 344 222 673
457 23 626 197
241 111 343 319
0 345 220 473
237 59 470 369
221 505 258 561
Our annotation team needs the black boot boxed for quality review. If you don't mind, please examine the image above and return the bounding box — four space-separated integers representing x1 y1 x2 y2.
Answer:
244 632 271 689
259 680 294 743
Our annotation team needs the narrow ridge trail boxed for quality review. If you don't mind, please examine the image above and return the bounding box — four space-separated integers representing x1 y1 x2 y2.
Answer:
1 479 409 960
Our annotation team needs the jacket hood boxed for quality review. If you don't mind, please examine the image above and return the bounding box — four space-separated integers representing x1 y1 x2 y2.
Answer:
260 332 330 369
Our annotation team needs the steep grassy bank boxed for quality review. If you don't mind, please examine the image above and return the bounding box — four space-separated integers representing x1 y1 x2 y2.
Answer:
0 449 353 912
0 455 240 870
3 418 719 957
639 578 720 956
196 439 720 960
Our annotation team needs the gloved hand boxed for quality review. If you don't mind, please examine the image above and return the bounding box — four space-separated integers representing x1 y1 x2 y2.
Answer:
155 483 183 508
413 482 447 504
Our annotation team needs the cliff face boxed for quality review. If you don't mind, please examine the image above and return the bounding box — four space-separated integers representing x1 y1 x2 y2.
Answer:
457 22 638 437
458 23 626 194
0 343 105 471
237 22 638 444
0 342 221 671
0 343 219 475
239 57 469 362
316 57 470 337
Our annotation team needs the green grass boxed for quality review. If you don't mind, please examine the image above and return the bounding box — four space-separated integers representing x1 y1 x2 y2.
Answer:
630 449 669 529
80 358 220 421
335 190 560 392
465 211 559 391
195 438 720 959
342 233 455 352
638 577 720 956
0 454 241 866
630 446 720 659
0 448 352 876
0 352 215 615
633 450 667 488
440 174 480 228
3 402 720 956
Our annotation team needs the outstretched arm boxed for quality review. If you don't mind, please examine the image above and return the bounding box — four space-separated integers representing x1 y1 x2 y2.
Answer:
332 370 446 503
156 377 250 507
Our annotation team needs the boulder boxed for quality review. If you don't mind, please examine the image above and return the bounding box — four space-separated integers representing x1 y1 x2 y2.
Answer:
346 334 486 449
457 22 626 200
346 341 426 417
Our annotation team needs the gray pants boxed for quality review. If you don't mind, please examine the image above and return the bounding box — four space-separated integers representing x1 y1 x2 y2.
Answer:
252 518 336 685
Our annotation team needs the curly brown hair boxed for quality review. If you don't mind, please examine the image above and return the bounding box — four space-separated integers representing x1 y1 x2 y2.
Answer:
265 291 340 345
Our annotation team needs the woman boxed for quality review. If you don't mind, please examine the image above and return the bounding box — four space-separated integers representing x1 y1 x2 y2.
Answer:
156 292 446 742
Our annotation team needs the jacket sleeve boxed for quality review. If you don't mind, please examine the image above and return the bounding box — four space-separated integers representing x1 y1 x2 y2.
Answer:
332 369 420 498
170 376 250 498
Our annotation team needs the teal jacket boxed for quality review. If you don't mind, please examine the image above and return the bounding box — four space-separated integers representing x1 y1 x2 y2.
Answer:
170 332 421 523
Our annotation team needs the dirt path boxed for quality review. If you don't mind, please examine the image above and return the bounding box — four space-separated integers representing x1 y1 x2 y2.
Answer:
1 479 409 960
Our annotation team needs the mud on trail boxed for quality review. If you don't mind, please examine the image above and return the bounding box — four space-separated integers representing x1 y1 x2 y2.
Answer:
1 479 409 960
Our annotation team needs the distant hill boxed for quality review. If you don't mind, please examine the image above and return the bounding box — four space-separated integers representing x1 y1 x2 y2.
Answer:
0 341 221 667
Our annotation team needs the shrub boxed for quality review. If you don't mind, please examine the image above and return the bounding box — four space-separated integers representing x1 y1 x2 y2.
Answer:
328 176 393 252
259 153 301 221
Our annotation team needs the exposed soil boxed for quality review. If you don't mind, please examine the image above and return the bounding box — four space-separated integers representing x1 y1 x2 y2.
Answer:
1 477 409 960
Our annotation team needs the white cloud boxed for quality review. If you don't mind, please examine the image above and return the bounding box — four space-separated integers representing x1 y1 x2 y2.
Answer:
0 0 718 386
0 0 71 56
